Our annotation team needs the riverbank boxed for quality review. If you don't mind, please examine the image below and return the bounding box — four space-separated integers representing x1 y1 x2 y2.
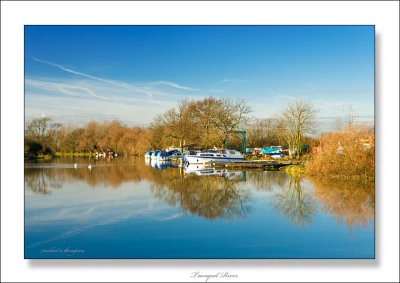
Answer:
281 164 306 176
54 152 95 157
279 163 374 183
24 154 53 160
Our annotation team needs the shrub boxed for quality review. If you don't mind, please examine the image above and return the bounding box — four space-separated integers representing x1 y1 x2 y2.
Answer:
306 125 374 180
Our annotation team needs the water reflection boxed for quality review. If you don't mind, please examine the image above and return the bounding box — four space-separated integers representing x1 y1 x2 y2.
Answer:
309 177 374 232
246 170 288 192
147 159 179 170
271 176 317 227
150 172 250 222
184 164 244 179
24 169 63 194
24 158 374 229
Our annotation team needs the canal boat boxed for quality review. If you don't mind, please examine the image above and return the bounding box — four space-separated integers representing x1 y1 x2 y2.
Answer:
183 148 244 165
157 149 184 161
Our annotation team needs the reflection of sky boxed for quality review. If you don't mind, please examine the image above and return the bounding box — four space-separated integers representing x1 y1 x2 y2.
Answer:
25 165 374 259
25 180 180 249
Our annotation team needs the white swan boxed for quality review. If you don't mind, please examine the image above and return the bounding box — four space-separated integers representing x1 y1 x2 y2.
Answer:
74 163 78 168
88 163 92 169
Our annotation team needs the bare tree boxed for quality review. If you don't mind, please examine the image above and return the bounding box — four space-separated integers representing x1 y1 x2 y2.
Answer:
246 118 281 147
25 117 52 142
275 100 317 156
154 99 195 152
213 98 251 147
25 117 62 153
335 104 359 132
153 97 251 151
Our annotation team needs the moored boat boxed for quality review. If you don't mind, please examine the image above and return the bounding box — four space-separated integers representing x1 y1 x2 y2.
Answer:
151 150 161 160
184 148 244 165
145 151 153 159
157 149 184 161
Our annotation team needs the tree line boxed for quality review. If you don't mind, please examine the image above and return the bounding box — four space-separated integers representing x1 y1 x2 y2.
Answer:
24 119 152 157
24 97 320 157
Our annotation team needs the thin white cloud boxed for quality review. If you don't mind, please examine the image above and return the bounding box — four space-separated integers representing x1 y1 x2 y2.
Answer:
33 58 118 86
33 58 155 99
25 93 170 125
33 58 201 99
156 81 200 91
25 79 110 101
26 57 207 125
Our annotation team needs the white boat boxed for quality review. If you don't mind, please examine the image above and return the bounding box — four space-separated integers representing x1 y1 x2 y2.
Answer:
145 151 153 160
169 151 184 159
270 153 285 158
157 150 184 161
184 164 243 179
151 150 161 160
183 148 244 165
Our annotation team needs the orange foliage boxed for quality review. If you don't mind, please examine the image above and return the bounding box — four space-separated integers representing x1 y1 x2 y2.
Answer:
306 125 374 180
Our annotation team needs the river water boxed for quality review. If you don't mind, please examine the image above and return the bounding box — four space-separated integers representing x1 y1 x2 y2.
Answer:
24 157 374 258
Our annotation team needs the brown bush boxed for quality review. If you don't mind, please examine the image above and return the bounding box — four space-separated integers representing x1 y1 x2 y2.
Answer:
306 125 374 180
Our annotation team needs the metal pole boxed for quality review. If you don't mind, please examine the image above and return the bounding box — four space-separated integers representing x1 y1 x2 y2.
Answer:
243 132 246 153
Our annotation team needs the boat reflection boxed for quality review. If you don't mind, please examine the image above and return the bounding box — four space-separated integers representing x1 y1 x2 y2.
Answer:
24 158 374 228
184 164 245 180
146 159 179 170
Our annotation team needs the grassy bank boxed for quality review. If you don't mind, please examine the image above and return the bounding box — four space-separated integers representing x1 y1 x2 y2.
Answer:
24 154 53 160
281 164 306 176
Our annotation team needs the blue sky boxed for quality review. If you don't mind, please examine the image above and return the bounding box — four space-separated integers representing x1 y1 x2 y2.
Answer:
25 25 374 130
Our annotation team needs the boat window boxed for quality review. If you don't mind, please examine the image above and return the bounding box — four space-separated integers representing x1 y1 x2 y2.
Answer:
222 150 227 154
200 154 214 157
230 151 236 154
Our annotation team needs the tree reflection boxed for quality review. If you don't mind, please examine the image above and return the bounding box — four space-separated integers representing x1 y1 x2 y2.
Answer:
24 159 252 222
271 176 316 227
309 177 374 232
25 158 162 191
150 172 251 222
25 169 63 194
24 158 374 229
246 170 288 192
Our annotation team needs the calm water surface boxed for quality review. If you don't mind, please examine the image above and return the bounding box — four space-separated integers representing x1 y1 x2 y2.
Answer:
24 157 374 258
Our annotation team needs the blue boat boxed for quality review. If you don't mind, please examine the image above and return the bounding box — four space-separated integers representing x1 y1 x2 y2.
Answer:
261 147 281 154
144 151 153 160
261 147 283 158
